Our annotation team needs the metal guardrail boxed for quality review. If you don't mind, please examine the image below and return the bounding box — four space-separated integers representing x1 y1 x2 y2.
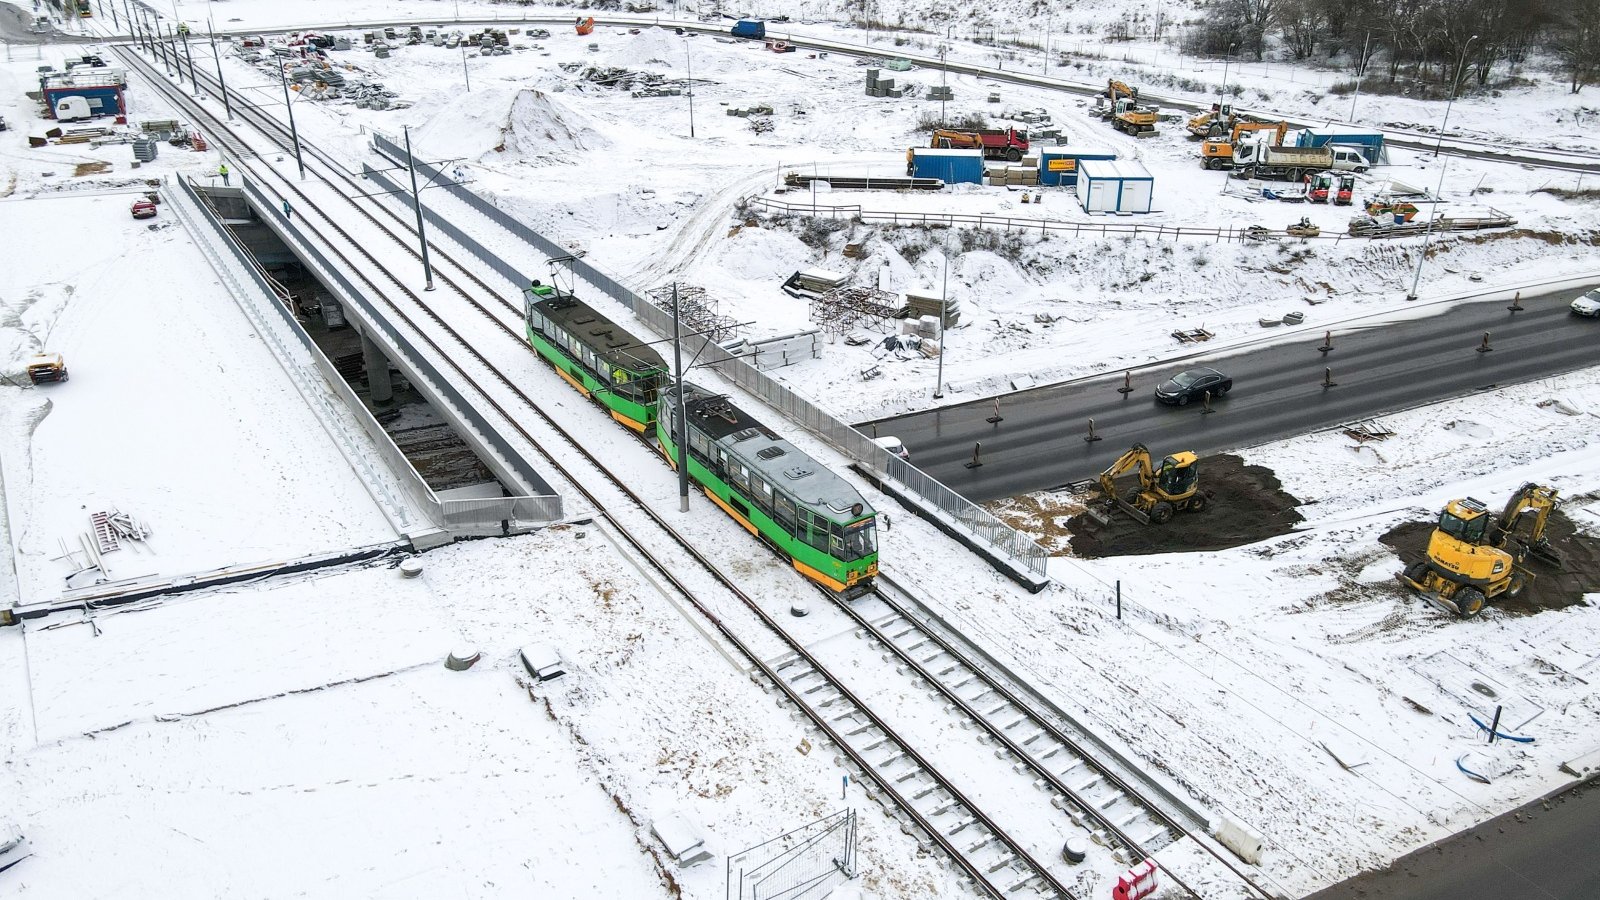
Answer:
370 133 1050 582
231 176 563 533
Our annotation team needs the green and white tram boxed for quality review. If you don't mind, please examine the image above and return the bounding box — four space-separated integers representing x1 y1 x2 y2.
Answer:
523 281 667 432
658 383 879 597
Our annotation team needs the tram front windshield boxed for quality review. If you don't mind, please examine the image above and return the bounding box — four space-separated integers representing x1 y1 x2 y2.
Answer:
842 519 877 560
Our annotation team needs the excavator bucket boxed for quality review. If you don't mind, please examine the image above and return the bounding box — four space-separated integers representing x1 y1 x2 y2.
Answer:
1525 541 1563 568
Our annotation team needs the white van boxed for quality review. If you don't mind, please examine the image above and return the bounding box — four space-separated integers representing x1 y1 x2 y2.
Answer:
872 435 911 463
519 644 566 682
1328 145 1371 173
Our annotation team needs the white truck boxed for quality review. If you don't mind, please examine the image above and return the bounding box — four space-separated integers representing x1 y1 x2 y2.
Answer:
1232 143 1369 181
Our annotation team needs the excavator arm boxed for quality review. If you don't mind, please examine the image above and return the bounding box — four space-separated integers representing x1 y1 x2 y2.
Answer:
1494 483 1562 565
1098 444 1153 499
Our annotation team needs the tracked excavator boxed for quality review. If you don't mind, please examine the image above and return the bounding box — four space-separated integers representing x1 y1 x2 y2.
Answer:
1398 482 1564 617
1090 444 1207 526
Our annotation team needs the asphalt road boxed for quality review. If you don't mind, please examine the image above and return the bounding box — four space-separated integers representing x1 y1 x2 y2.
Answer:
1306 778 1600 900
866 285 1600 502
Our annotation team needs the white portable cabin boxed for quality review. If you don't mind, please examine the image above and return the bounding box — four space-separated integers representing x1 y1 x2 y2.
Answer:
1075 158 1154 214
53 95 91 121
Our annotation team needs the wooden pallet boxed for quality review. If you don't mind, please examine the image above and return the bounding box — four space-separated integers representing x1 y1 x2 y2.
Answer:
1172 327 1214 343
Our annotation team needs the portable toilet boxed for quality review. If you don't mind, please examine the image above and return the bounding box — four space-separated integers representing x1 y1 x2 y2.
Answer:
1039 147 1116 187
1075 159 1154 213
909 147 983 184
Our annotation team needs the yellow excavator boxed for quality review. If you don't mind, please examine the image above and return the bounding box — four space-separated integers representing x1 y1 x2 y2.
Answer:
1398 483 1564 617
1092 444 1206 525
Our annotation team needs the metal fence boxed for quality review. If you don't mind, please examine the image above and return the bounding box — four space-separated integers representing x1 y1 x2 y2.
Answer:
726 810 857 900
746 194 1519 244
370 132 1050 581
229 176 562 533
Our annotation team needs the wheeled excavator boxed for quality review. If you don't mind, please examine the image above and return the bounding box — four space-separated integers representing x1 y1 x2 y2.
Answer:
1090 444 1207 526
1397 483 1564 617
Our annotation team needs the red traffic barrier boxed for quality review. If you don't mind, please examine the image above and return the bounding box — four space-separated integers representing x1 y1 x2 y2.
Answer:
1111 860 1158 900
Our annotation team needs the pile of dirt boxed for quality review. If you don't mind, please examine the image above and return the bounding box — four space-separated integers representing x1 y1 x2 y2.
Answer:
1066 454 1305 558
1378 507 1600 615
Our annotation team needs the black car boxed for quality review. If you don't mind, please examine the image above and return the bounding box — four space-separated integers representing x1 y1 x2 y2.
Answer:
1154 367 1232 406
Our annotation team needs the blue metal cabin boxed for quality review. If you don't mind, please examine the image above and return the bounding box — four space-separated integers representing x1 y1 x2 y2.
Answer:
1038 148 1116 186
40 70 126 118
731 20 766 39
908 147 983 184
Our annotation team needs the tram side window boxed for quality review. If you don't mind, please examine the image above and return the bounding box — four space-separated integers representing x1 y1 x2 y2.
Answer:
802 511 830 552
828 522 846 559
732 463 750 491
528 309 545 331
773 493 797 536
689 429 710 458
752 476 772 512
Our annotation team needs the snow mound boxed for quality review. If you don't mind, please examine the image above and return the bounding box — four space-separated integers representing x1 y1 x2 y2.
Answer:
601 27 683 70
498 88 612 163
415 88 608 165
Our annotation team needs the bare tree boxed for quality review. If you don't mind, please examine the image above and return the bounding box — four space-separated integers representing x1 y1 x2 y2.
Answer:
1278 0 1325 60
1557 0 1600 91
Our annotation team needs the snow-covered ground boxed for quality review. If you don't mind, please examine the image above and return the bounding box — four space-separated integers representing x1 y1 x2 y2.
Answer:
121 6 1598 423
3 4 1599 899
0 187 397 607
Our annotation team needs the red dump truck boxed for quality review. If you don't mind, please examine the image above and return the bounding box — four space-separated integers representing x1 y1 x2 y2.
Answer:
930 127 1029 162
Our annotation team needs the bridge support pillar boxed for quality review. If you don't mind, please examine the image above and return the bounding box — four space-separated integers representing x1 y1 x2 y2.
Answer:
362 331 394 404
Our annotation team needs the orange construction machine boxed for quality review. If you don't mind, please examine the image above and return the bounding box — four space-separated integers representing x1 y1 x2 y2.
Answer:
575 17 596 36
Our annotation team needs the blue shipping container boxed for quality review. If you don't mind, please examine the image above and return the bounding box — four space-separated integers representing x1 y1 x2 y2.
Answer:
1039 148 1116 186
731 20 766 39
910 148 983 184
1295 130 1384 164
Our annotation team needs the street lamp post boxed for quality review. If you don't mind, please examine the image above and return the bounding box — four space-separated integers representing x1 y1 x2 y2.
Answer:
1218 42 1237 108
402 126 437 292
1435 34 1479 157
939 44 947 123
278 61 307 179
461 42 471 91
1043 13 1051 76
1405 157 1451 301
1348 30 1372 123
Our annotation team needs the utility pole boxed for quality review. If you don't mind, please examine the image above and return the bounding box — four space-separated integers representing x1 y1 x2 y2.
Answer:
209 17 233 120
672 284 690 512
279 61 307 179
403 126 437 291
180 26 199 93
461 42 471 91
933 254 949 399
685 43 695 137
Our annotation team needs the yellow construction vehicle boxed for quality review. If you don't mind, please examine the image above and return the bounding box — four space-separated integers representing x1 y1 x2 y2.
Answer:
1187 103 1238 139
26 352 68 384
1201 121 1288 169
1398 483 1564 617
1093 444 1206 525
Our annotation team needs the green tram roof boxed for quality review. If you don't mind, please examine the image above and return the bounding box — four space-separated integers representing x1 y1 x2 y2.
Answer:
532 289 669 376
679 382 874 524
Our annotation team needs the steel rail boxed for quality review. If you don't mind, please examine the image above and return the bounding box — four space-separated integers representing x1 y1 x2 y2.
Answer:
116 42 1078 900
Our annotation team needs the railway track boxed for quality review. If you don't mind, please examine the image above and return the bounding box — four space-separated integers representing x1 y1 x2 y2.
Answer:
112 41 1114 900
